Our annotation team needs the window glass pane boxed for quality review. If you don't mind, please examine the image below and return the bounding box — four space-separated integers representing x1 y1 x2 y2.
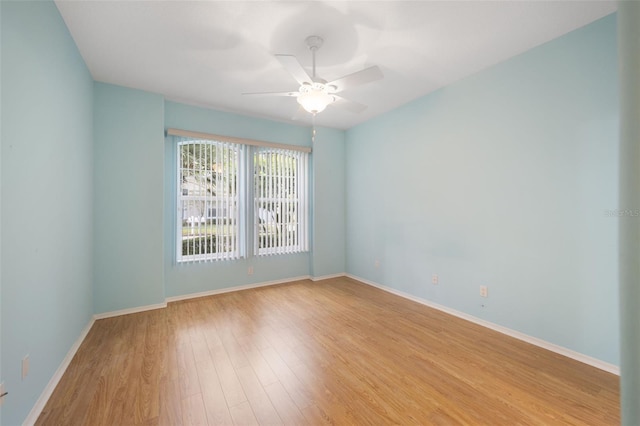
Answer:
254 148 308 255
177 139 240 262
175 136 308 263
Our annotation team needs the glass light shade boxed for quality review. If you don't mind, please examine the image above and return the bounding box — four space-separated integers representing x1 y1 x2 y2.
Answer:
297 89 334 114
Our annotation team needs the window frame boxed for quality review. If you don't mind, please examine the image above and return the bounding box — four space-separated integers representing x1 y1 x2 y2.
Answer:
170 128 311 263
254 148 309 256
176 138 243 263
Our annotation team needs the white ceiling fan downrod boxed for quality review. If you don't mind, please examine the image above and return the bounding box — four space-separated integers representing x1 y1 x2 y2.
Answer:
297 35 335 114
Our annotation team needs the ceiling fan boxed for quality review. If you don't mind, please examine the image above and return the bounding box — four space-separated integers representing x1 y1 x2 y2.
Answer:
243 35 384 115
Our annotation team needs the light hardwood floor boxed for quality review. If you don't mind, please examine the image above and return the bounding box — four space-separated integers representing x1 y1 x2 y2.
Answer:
36 277 620 425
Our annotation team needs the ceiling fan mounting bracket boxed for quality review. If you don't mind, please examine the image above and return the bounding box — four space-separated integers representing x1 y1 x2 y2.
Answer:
305 35 324 52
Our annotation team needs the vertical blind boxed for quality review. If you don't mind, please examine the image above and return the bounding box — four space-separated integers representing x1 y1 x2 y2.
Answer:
254 148 309 256
173 131 309 263
177 138 241 262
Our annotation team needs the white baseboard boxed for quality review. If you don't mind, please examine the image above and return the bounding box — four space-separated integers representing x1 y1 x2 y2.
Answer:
346 274 620 376
96 276 317 312
311 273 346 282
93 302 168 320
165 275 312 303
23 317 96 426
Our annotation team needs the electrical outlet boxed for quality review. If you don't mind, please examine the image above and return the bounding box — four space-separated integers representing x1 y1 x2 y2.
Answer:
480 285 488 298
374 259 380 268
247 266 254 275
22 355 29 380
432 274 439 285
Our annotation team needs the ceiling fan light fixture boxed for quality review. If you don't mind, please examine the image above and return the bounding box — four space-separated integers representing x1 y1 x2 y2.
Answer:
297 85 334 114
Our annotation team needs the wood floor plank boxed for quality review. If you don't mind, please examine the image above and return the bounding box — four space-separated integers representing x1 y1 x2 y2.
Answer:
159 377 183 426
196 361 233 425
176 334 201 399
259 346 313 411
263 380 306 425
228 400 259 425
165 307 181 382
219 330 251 371
207 336 248 408
36 278 620 425
235 365 282 425
189 328 213 367
134 311 165 423
181 393 208 426
241 346 279 388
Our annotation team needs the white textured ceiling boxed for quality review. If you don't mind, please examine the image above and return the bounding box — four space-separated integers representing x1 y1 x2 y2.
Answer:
55 0 616 130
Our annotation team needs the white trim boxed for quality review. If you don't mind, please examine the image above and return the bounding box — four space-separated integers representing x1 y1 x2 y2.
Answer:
23 318 96 426
93 302 167 320
345 274 620 376
165 275 311 303
311 273 346 282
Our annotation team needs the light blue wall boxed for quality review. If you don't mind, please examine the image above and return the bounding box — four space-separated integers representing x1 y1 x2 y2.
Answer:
1 1 94 424
311 127 346 277
164 101 324 298
93 83 165 313
93 83 164 313
346 15 619 365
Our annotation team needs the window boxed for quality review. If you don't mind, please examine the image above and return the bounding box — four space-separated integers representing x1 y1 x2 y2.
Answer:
174 131 309 263
177 139 242 262
254 148 308 255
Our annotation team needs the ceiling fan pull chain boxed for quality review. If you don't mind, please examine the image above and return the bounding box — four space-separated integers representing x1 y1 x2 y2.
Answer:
312 115 317 145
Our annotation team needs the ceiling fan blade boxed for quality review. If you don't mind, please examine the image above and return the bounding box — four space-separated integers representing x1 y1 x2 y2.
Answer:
332 95 368 113
275 54 312 86
327 66 383 93
242 91 299 97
